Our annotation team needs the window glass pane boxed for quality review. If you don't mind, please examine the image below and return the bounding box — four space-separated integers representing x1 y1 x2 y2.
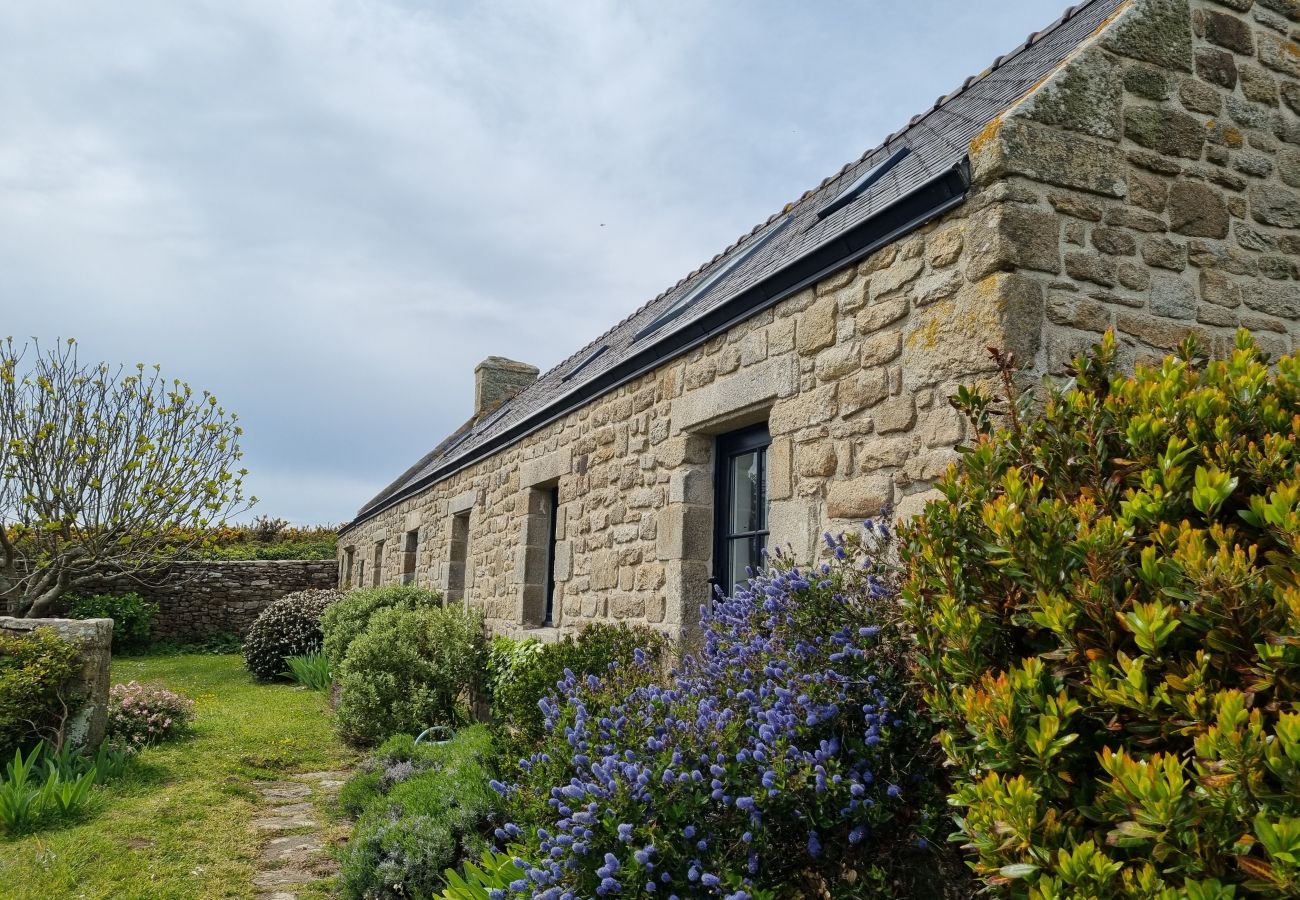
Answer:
727 536 764 592
729 451 763 533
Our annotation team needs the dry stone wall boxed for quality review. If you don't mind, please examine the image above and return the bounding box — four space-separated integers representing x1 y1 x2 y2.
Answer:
339 0 1300 642
59 560 338 642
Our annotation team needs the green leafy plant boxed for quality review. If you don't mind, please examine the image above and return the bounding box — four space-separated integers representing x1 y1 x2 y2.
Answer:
337 726 502 899
65 592 159 652
241 588 342 680
283 652 331 691
0 742 105 835
334 604 485 745
0 626 80 754
488 623 668 766
320 584 444 670
902 331 1300 897
439 848 527 899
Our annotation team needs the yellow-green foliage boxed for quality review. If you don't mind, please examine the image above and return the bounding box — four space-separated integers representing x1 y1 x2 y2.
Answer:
0 627 79 752
902 331 1300 898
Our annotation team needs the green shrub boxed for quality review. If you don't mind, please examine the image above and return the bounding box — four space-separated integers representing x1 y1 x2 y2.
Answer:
337 725 501 899
902 331 1300 898
490 623 669 761
438 848 527 899
65 592 158 652
335 604 485 745
241 588 343 680
320 585 443 670
0 628 80 754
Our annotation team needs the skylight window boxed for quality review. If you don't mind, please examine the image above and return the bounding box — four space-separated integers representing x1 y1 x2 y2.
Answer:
476 401 512 433
634 215 794 342
562 345 607 382
816 146 911 220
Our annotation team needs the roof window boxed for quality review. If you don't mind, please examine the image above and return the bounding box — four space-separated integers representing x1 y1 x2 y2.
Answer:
816 146 911 220
634 215 793 342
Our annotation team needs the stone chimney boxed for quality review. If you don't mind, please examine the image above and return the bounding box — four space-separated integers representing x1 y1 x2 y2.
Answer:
474 356 539 416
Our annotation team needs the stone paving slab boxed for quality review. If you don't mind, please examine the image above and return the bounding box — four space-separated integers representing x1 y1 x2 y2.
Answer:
251 771 346 900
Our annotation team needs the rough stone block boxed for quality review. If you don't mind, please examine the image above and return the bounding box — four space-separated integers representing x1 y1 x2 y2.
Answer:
826 477 893 520
966 204 1062 281
1150 275 1198 319
978 120 1127 198
1021 47 1124 140
1101 0 1194 71
1123 107 1205 159
795 296 837 356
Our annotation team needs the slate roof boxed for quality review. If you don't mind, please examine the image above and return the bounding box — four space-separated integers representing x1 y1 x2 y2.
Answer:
349 0 1126 526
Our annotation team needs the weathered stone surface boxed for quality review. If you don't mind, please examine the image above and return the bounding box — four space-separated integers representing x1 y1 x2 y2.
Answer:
1168 181 1231 236
1117 311 1209 350
795 296 837 355
860 330 902 367
1124 107 1205 159
1047 291 1112 332
856 297 908 332
1180 75 1225 113
826 477 893 520
1102 0 1194 71
1149 275 1198 318
1142 235 1189 269
867 255 924 300
1022 48 1124 140
1126 62 1176 99
966 204 1061 280
1250 182 1300 226
1066 251 1118 287
926 227 964 268
1241 63 1280 104
874 395 917 434
1202 8 1256 52
1243 281 1300 317
1195 46 1238 87
1093 227 1139 255
984 120 1128 198
1258 31 1300 78
1048 191 1106 221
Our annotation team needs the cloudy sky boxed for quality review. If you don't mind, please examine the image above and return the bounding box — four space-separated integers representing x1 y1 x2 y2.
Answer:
1 0 1057 524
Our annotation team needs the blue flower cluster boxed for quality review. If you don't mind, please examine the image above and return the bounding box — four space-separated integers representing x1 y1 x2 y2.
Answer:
492 523 934 898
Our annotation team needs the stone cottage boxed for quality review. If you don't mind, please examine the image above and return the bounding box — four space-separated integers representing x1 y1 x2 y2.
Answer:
340 0 1300 639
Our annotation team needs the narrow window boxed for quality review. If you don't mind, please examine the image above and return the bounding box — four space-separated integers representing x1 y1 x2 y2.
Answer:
544 485 560 626
447 513 470 604
357 558 366 588
402 530 418 585
714 424 771 594
342 547 355 589
372 541 384 587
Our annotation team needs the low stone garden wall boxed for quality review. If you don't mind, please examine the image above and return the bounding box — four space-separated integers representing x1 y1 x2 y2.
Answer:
61 560 338 643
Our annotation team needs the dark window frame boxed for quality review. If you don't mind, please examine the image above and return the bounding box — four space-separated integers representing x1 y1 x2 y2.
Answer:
543 484 560 626
712 423 771 594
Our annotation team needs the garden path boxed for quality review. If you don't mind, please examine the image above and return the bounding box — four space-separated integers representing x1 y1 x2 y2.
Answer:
251 769 348 900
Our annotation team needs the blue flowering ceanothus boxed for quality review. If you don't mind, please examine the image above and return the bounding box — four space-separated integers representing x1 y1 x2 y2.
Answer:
496 522 944 896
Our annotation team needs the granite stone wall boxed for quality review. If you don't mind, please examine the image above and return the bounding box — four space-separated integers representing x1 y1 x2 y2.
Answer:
339 0 1300 642
62 560 339 642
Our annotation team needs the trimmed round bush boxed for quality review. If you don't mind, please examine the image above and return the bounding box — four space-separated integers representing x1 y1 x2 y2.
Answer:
321 585 443 670
335 604 485 745
903 332 1300 897
66 592 158 652
242 588 343 680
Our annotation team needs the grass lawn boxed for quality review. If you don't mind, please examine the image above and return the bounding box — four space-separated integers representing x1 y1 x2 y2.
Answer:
0 652 356 900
